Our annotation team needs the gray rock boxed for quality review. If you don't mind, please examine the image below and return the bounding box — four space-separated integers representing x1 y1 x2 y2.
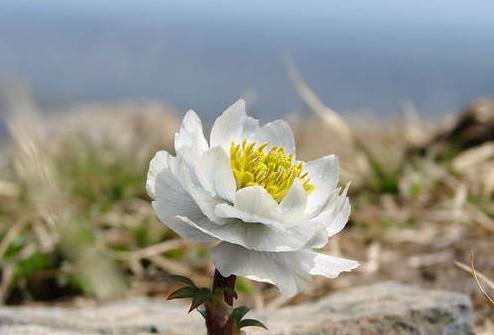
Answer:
250 282 474 335
0 282 474 335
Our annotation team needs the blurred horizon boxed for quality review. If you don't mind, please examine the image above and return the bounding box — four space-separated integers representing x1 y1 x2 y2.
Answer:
1 0 494 120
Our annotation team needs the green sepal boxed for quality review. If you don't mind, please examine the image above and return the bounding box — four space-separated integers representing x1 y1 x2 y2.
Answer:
231 306 250 322
167 286 197 300
239 319 267 330
188 288 213 313
230 305 268 333
169 275 197 288
167 280 213 313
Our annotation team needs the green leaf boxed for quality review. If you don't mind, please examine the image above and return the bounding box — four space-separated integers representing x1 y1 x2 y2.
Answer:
5 235 26 258
170 275 196 287
231 306 250 322
239 319 267 330
234 277 255 294
15 253 52 278
189 288 212 312
167 286 197 300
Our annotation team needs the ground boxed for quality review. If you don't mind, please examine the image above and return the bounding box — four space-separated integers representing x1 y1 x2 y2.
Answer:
0 92 492 333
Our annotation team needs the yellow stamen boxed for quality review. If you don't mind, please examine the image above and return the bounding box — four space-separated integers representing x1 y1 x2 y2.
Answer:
230 140 314 202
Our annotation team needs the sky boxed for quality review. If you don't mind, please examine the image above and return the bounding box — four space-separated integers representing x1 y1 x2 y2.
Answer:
0 1 493 120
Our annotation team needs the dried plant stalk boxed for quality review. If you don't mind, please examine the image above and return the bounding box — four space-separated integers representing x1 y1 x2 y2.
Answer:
455 255 494 307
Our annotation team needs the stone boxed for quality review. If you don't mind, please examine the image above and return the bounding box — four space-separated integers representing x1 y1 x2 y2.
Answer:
0 282 474 335
249 282 474 335
432 97 494 150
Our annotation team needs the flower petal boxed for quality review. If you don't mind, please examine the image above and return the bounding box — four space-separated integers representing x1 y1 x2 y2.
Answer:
305 183 351 248
304 154 339 213
150 152 216 242
251 120 295 154
279 178 308 216
307 252 359 279
209 99 246 149
324 185 351 237
212 243 358 296
195 147 236 203
242 116 260 136
179 212 314 252
210 99 259 150
212 242 306 296
214 186 281 226
175 110 209 167
176 156 228 224
146 150 171 199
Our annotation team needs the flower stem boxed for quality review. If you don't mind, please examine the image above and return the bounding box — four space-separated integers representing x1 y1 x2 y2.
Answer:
205 269 237 335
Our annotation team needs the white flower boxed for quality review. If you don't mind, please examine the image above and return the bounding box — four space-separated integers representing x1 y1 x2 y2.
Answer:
146 99 359 296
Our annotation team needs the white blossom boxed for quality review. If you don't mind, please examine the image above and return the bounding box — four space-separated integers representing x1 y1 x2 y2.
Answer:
147 99 358 296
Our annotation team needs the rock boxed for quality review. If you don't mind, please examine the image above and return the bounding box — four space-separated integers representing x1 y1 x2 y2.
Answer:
249 282 474 335
0 282 474 335
0 298 205 335
433 97 494 151
448 98 494 149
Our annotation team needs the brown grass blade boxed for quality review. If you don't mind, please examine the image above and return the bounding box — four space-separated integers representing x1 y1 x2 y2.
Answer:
285 57 354 145
455 255 494 307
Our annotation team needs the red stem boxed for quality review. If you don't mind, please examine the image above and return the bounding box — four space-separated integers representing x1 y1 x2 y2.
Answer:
205 270 237 335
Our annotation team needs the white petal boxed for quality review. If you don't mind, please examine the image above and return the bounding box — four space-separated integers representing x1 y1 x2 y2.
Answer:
325 191 351 237
210 99 260 151
176 156 228 224
307 252 359 279
279 179 307 216
210 186 317 251
214 186 282 226
210 99 247 150
212 242 306 296
305 155 339 213
215 184 309 228
151 152 216 242
146 150 172 199
305 183 351 249
179 213 314 252
251 120 295 154
212 243 358 296
175 110 209 167
195 147 236 203
242 116 260 136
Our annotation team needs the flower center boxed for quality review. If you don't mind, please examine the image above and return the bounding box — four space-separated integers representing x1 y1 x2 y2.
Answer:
230 140 314 202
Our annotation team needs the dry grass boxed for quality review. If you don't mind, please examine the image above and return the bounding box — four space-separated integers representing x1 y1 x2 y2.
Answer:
0 84 493 331
456 254 494 307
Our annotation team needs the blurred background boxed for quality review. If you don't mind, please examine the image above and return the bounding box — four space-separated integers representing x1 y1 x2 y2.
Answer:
1 0 494 120
0 0 493 333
